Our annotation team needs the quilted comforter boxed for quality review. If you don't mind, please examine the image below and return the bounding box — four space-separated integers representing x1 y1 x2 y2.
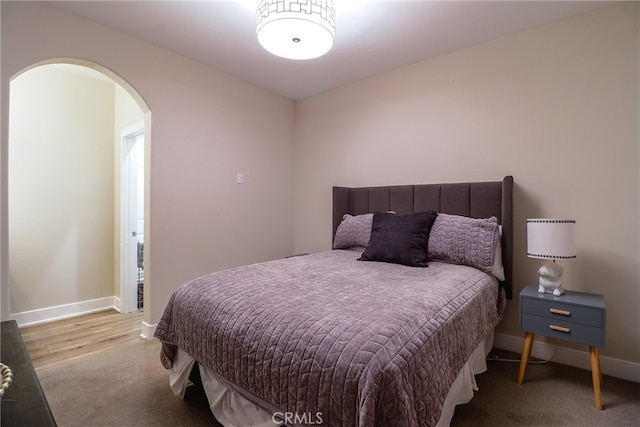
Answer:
155 250 505 426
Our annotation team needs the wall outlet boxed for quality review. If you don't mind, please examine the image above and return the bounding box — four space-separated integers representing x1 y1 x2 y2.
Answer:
236 173 244 184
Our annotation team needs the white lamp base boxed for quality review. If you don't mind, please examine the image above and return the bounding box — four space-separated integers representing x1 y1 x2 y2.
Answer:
537 261 565 296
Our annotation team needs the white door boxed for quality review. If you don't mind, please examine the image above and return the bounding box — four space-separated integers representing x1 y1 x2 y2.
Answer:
121 124 145 313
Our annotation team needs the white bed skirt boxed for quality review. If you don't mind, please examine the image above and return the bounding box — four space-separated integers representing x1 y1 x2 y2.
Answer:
168 330 494 427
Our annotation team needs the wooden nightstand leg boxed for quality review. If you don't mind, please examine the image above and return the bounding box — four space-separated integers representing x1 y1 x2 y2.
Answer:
517 332 535 385
590 346 603 410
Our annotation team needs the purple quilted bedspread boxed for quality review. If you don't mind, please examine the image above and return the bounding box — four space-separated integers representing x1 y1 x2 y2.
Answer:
155 250 505 426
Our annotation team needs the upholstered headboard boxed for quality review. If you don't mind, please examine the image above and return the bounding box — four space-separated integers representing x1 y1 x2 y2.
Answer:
332 176 514 299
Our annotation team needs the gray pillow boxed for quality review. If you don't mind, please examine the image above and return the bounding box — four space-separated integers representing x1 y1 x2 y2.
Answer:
359 211 438 267
428 213 500 273
333 213 374 249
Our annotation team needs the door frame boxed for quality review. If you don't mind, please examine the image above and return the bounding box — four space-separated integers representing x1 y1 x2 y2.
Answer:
120 122 144 313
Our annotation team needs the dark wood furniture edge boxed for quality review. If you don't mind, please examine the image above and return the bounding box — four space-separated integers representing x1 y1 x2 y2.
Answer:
1 320 57 426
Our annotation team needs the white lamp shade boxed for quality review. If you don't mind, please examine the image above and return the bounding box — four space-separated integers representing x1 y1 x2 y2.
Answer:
256 0 336 60
527 219 576 260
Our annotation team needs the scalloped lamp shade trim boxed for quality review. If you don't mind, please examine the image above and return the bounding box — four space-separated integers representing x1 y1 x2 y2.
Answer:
527 219 576 260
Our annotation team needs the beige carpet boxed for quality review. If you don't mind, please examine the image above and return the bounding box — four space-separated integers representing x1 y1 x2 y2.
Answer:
453 349 639 426
37 339 221 427
37 341 639 426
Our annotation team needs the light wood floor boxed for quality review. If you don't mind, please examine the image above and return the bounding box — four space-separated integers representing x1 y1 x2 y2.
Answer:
19 309 144 371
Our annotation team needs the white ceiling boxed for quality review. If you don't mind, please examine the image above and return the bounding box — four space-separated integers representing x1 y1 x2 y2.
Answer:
50 0 612 100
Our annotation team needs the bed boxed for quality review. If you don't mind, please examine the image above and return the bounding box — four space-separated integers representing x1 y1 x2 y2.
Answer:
155 176 513 427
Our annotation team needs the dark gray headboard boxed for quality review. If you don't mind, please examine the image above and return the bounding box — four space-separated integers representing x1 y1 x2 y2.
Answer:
332 176 514 299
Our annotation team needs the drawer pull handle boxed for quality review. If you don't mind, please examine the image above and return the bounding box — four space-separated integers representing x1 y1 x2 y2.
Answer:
550 325 571 333
550 308 571 316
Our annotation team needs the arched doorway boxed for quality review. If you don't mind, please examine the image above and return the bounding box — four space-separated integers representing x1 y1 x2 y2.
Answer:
7 59 151 327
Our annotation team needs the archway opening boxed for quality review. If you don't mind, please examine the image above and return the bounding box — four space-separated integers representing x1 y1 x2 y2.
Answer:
8 59 151 331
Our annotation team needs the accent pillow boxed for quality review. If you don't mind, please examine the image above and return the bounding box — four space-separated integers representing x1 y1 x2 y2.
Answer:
333 213 374 249
428 213 500 274
359 211 438 267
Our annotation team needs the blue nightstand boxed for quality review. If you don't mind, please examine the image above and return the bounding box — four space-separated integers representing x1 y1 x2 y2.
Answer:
516 285 606 409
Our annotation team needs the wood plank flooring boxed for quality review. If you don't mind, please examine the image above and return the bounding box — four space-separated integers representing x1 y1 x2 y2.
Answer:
19 309 144 371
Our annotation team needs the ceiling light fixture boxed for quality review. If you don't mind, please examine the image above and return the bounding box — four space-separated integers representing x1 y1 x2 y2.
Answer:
256 0 336 60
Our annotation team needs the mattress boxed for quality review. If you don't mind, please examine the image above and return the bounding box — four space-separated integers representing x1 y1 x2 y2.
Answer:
155 249 506 426
168 330 495 427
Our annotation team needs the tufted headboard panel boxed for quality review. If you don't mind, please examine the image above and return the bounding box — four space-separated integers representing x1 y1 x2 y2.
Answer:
333 176 514 298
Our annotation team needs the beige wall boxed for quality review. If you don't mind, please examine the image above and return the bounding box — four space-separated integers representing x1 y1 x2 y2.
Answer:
294 4 639 365
1 2 296 326
9 65 115 313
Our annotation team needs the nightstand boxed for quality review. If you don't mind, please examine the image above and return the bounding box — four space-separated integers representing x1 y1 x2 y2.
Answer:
516 285 606 409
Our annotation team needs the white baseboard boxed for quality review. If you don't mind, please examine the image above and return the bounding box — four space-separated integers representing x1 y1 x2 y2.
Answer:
494 332 639 383
10 296 121 327
11 297 158 343
113 295 122 313
140 321 157 339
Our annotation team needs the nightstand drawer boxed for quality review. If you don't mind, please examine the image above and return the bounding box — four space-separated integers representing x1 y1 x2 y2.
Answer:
521 313 605 347
521 298 604 328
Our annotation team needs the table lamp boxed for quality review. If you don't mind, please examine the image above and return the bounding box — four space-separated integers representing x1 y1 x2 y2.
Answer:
527 219 576 296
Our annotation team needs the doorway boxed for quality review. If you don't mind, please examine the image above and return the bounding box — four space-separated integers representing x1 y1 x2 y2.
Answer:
121 123 145 313
7 60 150 326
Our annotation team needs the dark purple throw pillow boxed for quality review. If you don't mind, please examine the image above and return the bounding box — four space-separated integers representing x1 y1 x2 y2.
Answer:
358 210 438 267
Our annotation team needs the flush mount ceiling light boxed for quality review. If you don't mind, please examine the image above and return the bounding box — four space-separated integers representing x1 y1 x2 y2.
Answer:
256 0 336 60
